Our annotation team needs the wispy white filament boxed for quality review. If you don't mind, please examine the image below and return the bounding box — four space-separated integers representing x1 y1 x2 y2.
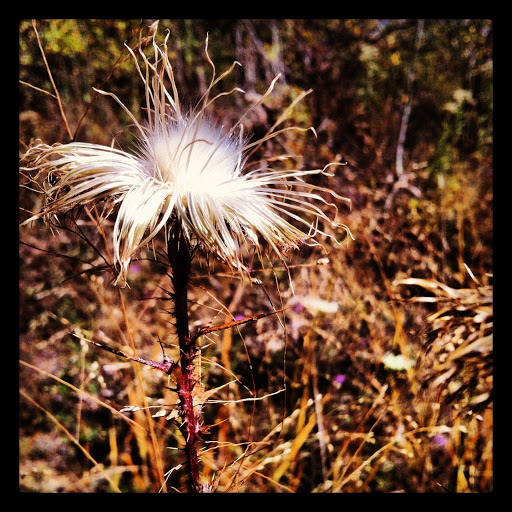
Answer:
21 26 352 286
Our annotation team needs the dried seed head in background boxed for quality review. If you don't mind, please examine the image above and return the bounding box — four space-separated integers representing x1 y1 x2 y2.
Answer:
394 277 493 412
21 24 352 286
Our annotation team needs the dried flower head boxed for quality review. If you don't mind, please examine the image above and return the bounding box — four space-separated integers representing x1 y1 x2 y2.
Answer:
21 26 352 286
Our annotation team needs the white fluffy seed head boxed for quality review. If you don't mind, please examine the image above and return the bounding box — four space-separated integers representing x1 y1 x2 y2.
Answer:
20 25 352 287
139 115 244 201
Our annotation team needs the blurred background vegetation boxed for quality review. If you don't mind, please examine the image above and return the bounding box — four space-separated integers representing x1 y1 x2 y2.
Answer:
19 19 492 492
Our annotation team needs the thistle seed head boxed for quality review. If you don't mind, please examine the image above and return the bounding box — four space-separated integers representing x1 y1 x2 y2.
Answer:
21 24 352 286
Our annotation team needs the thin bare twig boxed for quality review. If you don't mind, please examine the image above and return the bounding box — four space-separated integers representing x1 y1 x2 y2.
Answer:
71 333 176 375
192 306 289 342
19 79 57 99
385 19 425 211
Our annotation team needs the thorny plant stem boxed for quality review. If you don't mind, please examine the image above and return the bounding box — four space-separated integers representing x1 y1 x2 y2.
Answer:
167 221 201 493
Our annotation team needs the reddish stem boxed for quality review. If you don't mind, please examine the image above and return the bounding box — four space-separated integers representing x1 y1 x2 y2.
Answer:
168 222 200 493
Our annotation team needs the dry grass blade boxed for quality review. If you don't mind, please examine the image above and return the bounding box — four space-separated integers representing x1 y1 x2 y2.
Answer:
20 389 122 493
31 19 73 141
272 412 316 483
20 360 149 433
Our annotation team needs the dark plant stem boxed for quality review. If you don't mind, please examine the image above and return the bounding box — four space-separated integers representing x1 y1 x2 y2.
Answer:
167 221 200 493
